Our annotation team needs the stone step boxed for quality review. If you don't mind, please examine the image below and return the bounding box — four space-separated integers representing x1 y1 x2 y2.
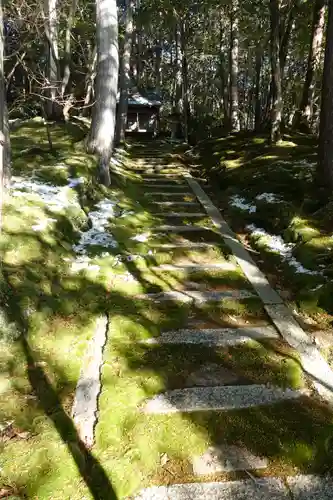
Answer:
143 385 308 414
142 326 279 346
144 192 193 197
192 445 268 475
141 174 184 179
155 212 206 218
152 201 200 207
149 262 236 272
142 183 188 189
153 225 210 232
135 475 333 500
150 242 216 249
137 289 255 303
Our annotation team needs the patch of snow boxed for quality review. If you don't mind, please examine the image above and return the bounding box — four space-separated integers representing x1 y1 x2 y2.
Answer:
230 195 256 214
246 224 322 276
256 192 282 204
131 233 150 242
72 198 118 272
68 177 85 188
70 256 100 273
11 177 78 213
111 157 122 167
32 217 57 232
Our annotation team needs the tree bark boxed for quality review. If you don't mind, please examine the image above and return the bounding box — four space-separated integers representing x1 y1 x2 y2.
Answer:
317 0 333 190
60 0 78 99
44 0 61 119
269 0 283 143
174 23 183 115
229 0 240 132
87 0 119 186
155 40 162 92
294 0 325 131
0 0 10 232
254 44 262 131
180 21 189 142
115 0 133 145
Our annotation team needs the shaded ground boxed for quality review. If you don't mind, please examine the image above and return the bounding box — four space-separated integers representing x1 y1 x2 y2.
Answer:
1 127 333 499
185 132 333 339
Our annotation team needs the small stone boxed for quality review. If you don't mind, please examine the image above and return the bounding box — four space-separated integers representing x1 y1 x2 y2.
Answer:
192 445 268 475
160 453 169 466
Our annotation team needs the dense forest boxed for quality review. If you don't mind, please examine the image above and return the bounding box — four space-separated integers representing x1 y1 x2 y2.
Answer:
1 0 333 190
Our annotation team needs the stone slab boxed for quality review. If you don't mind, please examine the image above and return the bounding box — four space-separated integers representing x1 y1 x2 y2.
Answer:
150 242 216 249
144 192 193 197
153 225 211 232
266 304 333 403
149 262 236 272
138 289 255 303
155 212 206 217
135 478 289 499
192 445 268 475
143 385 307 414
142 183 188 188
184 175 284 306
143 326 279 346
152 201 199 206
184 174 333 406
287 474 333 500
71 315 108 447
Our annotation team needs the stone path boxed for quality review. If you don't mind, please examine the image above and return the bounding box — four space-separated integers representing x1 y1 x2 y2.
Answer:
115 143 333 498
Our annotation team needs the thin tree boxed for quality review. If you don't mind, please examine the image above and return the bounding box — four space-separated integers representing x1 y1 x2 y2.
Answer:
269 0 282 143
0 0 10 232
87 0 119 186
294 0 325 131
115 0 134 145
317 0 333 190
229 0 240 132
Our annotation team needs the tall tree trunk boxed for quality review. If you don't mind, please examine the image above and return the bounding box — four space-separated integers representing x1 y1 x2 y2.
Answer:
254 44 262 131
294 0 325 131
174 23 182 114
180 21 189 142
60 0 78 99
115 0 133 145
279 0 298 76
44 0 61 119
317 0 333 190
0 0 10 232
87 0 119 186
83 45 97 116
135 0 143 88
155 40 162 92
219 18 229 130
229 0 240 132
269 0 283 143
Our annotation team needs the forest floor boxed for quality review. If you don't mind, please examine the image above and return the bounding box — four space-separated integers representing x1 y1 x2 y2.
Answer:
1 123 333 499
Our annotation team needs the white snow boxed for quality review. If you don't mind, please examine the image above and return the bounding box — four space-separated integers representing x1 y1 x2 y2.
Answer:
131 232 150 242
11 177 77 213
256 192 282 203
246 224 322 276
73 199 118 254
32 217 57 232
229 195 256 214
68 177 85 188
69 255 101 273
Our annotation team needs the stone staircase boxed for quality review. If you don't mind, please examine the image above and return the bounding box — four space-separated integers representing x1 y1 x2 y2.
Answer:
122 142 333 499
